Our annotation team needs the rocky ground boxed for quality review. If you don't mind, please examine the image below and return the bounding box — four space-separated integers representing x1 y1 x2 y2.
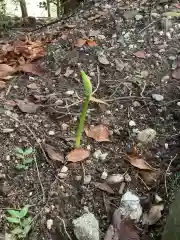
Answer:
1 0 180 239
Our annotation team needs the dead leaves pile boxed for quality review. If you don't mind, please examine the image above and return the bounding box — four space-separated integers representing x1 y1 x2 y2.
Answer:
0 38 45 87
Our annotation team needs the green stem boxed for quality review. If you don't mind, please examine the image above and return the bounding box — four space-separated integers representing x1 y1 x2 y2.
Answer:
75 95 90 148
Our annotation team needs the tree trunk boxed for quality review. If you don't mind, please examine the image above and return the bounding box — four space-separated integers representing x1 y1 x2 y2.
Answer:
56 0 60 18
19 0 28 18
46 0 51 17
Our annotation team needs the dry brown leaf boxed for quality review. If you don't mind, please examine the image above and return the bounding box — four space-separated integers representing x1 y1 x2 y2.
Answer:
86 39 97 47
16 99 39 113
0 64 17 79
84 124 110 142
45 144 64 163
142 204 164 225
75 38 87 47
172 68 180 79
90 96 109 106
19 63 45 76
0 81 6 89
67 148 90 163
93 182 114 194
140 170 160 185
126 155 156 171
133 51 147 59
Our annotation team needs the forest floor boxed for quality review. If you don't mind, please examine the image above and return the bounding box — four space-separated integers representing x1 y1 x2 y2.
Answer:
1 0 180 239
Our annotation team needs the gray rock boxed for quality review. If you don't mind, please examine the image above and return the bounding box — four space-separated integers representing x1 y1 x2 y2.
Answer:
98 54 109 65
106 174 124 184
137 128 156 144
152 94 164 101
73 213 99 240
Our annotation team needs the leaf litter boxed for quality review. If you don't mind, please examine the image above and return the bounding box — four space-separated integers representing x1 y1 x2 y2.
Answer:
44 144 64 163
92 182 114 194
142 204 164 225
67 148 90 163
84 124 110 142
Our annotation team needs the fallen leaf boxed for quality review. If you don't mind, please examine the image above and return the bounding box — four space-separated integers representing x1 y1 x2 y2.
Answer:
174 3 180 9
45 144 64 163
142 204 164 225
172 68 180 79
140 170 160 185
0 64 16 79
75 38 87 47
126 155 156 171
67 148 90 163
86 39 97 47
16 99 39 113
98 54 110 65
133 51 147 59
0 81 6 89
64 67 74 78
84 124 110 142
19 63 45 76
90 96 109 106
163 11 180 17
93 182 114 194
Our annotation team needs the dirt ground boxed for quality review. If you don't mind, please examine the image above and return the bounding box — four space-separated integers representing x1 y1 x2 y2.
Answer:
1 0 180 239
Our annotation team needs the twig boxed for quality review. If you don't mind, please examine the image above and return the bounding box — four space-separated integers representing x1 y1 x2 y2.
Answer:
92 65 100 95
139 20 157 33
4 113 47 202
40 100 82 108
165 154 178 197
57 216 72 240
81 162 86 183
140 82 146 97
138 175 150 190
105 96 150 102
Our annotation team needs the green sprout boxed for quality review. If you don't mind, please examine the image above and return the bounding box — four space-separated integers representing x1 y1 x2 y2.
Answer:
14 147 35 170
75 71 92 148
6 205 32 239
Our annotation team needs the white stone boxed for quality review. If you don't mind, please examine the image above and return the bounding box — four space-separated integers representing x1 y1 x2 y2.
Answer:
135 14 143 20
177 102 180 106
133 101 141 107
165 143 168 149
60 166 68 173
65 90 74 96
61 123 69 131
6 155 10 161
48 130 55 136
155 194 163 203
106 174 124 184
93 150 102 159
99 153 108 161
46 219 53 230
58 172 68 179
101 171 108 180
137 128 156 144
84 175 92 184
73 213 99 240
75 175 82 181
129 120 136 127
152 94 164 101
161 75 169 83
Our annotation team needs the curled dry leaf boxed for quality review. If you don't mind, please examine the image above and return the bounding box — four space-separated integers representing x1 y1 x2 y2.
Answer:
93 182 114 194
67 148 90 163
0 64 17 79
84 124 110 142
18 63 45 76
90 96 109 106
142 204 164 225
75 38 87 47
86 39 97 47
16 99 39 113
133 51 147 59
140 170 161 185
45 144 64 163
126 155 156 171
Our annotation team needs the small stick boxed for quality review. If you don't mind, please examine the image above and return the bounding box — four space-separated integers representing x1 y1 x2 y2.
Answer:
106 96 150 102
57 216 72 240
92 65 100 95
139 20 157 33
138 175 150 191
165 154 178 197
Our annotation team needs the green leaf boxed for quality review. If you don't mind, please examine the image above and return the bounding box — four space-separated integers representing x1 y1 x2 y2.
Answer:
7 209 21 218
23 158 34 164
81 71 92 97
15 164 26 170
21 217 32 227
23 224 32 235
24 147 33 155
14 147 24 155
163 12 180 17
11 227 24 235
15 153 24 159
18 205 29 218
6 217 20 224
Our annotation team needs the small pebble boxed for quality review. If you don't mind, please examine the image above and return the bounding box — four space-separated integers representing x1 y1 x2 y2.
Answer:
106 174 124 184
6 155 10 161
124 173 132 182
118 182 126 194
0 173 5 179
152 94 164 102
155 194 163 203
84 175 92 184
177 102 180 106
60 166 68 173
61 123 69 131
161 75 169 83
46 219 53 230
101 171 108 180
106 110 112 115
48 130 55 136
55 99 63 105
2 128 14 133
58 172 68 179
133 101 141 107
164 143 168 149
135 14 143 20
99 153 108 161
93 150 102 159
65 90 74 96
75 175 82 181
129 120 136 127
